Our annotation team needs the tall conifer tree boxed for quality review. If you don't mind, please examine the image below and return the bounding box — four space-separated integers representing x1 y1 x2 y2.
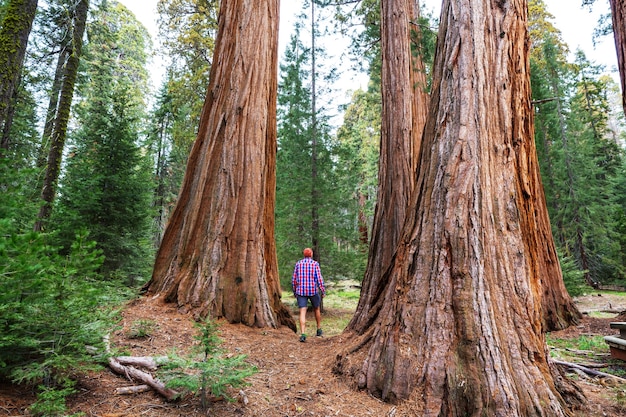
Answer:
53 1 154 281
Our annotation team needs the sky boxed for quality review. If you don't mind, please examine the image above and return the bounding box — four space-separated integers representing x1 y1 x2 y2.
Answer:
118 0 619 92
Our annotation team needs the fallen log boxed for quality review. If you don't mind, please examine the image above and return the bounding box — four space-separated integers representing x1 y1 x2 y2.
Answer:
551 359 626 383
108 356 179 401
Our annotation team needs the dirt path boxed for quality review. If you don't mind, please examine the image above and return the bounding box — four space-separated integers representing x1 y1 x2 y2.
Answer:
574 292 626 315
1 295 625 416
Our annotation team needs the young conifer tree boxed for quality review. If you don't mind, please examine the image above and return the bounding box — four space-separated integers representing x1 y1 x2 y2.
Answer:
53 2 154 282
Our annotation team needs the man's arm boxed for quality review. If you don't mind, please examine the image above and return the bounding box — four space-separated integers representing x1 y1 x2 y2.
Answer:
316 263 326 296
292 263 298 295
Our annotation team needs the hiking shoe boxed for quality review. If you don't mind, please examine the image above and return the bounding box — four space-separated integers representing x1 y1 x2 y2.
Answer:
299 334 306 342
316 328 323 337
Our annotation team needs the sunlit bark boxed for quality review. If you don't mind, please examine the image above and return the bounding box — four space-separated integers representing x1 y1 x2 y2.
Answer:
348 0 429 333
336 0 582 413
146 0 295 331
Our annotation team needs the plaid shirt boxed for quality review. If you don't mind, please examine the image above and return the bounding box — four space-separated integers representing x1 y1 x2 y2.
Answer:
292 257 325 297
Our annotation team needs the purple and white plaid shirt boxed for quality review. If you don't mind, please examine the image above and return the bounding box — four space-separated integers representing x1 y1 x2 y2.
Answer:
292 257 325 297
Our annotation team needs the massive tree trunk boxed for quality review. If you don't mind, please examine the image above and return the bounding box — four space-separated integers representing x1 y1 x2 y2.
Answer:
348 0 429 333
145 0 296 331
610 0 626 115
336 0 582 414
0 0 38 153
34 0 89 232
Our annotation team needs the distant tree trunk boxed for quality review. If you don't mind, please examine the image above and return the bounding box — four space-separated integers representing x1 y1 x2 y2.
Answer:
610 0 626 115
348 0 429 332
37 46 69 170
34 0 89 232
1 79 20 146
336 0 583 413
145 0 296 331
153 112 171 246
310 0 320 261
358 190 369 245
0 0 38 153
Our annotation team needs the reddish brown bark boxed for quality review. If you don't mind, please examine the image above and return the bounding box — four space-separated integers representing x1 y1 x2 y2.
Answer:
146 0 295 331
348 0 429 333
336 0 582 413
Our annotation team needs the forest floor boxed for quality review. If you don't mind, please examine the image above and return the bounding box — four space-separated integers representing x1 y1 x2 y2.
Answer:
1 291 626 416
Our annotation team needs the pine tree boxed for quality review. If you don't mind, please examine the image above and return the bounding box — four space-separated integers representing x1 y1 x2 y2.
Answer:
156 0 220 151
276 29 315 283
34 0 89 231
530 1 626 288
276 2 366 285
146 83 182 246
52 1 154 283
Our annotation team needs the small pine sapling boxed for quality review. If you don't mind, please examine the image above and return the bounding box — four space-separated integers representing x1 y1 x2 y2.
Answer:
159 317 257 409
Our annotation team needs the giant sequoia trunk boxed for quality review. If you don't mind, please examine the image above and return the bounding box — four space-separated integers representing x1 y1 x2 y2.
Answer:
610 0 626 115
336 0 581 414
0 0 38 152
146 0 295 331
348 0 429 333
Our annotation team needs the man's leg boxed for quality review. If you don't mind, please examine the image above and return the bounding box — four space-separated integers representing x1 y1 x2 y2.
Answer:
314 307 322 333
299 307 307 336
312 293 322 336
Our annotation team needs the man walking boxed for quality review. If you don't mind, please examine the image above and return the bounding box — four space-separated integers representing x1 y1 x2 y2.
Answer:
292 248 326 342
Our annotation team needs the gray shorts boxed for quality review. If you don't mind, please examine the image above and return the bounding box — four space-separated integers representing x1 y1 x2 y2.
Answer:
296 293 321 309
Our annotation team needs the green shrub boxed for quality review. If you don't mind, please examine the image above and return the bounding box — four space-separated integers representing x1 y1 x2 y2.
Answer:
0 224 124 415
558 249 592 297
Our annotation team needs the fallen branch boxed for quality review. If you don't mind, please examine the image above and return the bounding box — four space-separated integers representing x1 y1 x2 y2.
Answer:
103 335 179 401
551 359 626 383
108 356 179 401
115 385 151 395
115 356 167 371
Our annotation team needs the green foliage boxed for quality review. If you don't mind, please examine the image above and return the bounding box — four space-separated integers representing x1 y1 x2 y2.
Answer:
51 1 155 284
529 2 626 289
558 249 591 297
276 7 369 288
159 318 257 409
1 79 40 165
0 223 124 415
157 0 220 149
145 83 190 246
29 382 81 417
547 334 608 356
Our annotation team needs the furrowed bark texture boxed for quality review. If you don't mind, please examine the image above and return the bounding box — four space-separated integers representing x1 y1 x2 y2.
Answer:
348 0 429 333
610 0 626 115
147 0 295 331
337 0 577 415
